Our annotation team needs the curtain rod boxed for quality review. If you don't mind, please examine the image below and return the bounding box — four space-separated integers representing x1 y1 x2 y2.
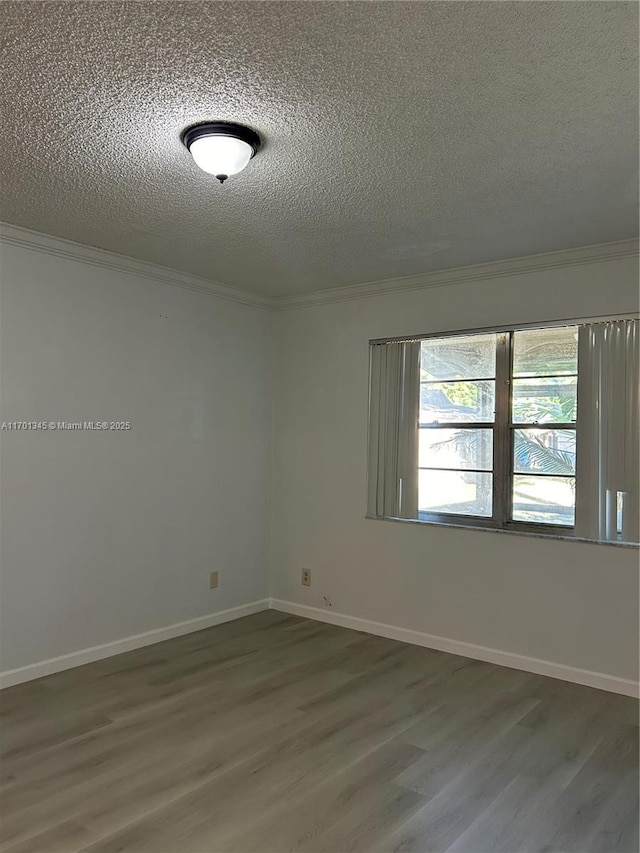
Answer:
369 313 640 346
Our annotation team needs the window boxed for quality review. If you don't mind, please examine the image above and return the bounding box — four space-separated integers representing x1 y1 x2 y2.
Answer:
418 326 577 530
419 333 497 520
510 327 577 527
367 319 639 544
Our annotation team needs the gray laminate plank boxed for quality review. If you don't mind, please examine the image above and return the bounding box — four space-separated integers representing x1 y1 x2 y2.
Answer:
230 743 428 853
534 723 639 853
0 612 636 853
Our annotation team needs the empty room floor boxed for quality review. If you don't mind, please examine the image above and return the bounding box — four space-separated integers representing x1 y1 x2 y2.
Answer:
1 610 638 853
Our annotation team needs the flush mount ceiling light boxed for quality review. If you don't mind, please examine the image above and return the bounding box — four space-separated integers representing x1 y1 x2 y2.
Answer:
182 122 261 184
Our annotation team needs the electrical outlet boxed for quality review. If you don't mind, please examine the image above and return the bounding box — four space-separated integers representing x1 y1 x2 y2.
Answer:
301 568 311 587
209 571 219 589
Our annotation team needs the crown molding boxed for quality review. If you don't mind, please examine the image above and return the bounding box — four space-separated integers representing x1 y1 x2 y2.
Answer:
0 222 272 310
272 238 640 311
2 223 637 313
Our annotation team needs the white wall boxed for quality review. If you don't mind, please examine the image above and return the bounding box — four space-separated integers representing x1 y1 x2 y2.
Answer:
0 241 272 671
1 236 638 688
271 255 640 682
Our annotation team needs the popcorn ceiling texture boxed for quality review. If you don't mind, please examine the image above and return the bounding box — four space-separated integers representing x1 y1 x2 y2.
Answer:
1 1 638 298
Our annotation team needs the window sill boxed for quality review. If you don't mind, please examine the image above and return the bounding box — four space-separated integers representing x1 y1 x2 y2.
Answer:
365 514 640 548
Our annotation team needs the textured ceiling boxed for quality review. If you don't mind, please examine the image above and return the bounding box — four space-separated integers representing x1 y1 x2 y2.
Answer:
1 1 638 298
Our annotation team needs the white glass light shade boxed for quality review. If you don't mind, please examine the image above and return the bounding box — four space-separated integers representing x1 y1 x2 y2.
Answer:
188 135 253 177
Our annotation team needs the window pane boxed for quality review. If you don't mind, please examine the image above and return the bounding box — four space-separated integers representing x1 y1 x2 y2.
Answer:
419 470 492 517
420 428 493 470
513 429 576 475
421 334 496 381
512 475 575 526
513 327 578 377
512 377 577 424
420 380 495 423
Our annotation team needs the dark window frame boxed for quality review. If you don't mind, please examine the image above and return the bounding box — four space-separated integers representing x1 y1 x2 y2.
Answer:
417 326 578 535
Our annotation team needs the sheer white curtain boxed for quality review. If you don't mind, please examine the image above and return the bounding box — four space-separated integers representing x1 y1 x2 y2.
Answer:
575 319 639 543
367 340 420 519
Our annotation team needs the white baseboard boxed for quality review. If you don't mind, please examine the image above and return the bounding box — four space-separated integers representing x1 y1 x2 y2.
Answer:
3 596 636 699
0 599 270 689
269 598 639 699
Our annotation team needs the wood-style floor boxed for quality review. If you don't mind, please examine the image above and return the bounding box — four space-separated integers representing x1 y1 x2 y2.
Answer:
0 610 638 853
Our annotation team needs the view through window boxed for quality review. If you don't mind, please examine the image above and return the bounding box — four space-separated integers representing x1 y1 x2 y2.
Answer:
419 326 578 528
511 327 577 526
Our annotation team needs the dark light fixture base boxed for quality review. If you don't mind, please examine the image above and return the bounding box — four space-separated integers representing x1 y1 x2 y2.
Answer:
181 122 261 158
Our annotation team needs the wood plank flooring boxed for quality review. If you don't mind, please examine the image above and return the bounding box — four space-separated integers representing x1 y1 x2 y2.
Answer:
0 610 637 852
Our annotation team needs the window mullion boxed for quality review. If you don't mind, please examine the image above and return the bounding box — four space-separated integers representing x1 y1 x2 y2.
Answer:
493 332 512 526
